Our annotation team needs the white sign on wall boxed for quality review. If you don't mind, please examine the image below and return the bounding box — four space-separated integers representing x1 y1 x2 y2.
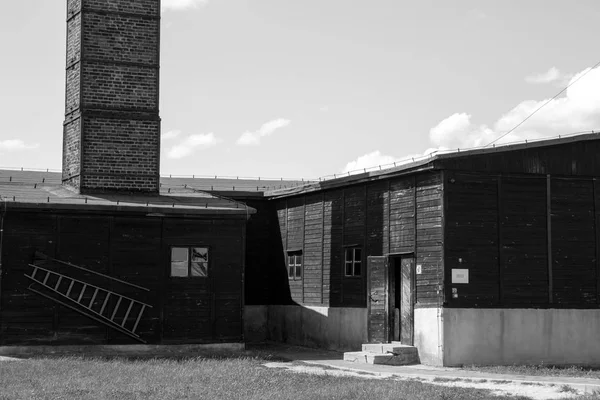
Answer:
451 269 469 284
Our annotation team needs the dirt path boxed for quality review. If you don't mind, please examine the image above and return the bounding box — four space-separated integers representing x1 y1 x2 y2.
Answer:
263 361 585 400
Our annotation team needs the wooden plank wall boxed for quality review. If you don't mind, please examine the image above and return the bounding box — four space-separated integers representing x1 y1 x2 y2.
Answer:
0 213 57 344
323 191 343 306
437 140 600 177
551 179 596 306
271 171 444 308
304 194 324 304
0 212 245 345
445 171 600 308
415 174 445 306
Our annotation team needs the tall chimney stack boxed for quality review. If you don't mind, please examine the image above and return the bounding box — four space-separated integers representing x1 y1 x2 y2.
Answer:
62 0 161 193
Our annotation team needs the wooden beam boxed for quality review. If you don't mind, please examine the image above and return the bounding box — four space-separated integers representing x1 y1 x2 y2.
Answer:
321 191 325 305
594 178 600 305
302 196 306 304
547 174 553 304
497 175 504 306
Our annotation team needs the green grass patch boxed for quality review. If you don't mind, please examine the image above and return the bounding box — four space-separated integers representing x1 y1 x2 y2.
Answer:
0 354 537 400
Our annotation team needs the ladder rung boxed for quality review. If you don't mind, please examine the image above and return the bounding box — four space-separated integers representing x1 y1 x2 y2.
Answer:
122 300 134 327
111 297 123 322
100 293 111 316
77 284 88 303
42 270 51 285
31 267 39 280
132 305 146 334
54 276 63 291
66 281 75 298
88 288 99 308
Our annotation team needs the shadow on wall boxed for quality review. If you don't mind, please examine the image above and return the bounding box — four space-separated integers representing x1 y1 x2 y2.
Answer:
244 304 367 352
243 198 295 306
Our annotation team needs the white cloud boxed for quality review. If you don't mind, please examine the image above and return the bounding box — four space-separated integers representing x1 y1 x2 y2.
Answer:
343 151 396 173
161 130 181 140
161 0 208 11
165 133 220 159
430 66 600 149
525 67 562 84
341 65 600 173
236 118 291 146
0 139 39 151
342 148 440 174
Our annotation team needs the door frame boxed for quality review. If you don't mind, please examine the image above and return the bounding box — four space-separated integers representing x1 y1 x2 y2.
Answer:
367 252 415 344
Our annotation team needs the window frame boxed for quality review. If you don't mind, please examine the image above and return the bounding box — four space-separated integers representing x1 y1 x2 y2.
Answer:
287 251 303 281
344 247 362 278
169 245 210 278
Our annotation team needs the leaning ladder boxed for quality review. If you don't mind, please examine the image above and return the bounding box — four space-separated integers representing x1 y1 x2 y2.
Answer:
25 264 153 343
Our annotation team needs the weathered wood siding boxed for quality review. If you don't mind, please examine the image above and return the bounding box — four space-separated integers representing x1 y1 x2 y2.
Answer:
445 171 600 308
0 211 245 345
437 140 600 176
502 177 547 306
304 194 324 304
551 179 596 306
271 171 444 308
415 174 444 306
324 191 343 306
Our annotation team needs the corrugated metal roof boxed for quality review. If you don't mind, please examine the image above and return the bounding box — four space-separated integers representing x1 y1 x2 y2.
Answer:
0 171 262 214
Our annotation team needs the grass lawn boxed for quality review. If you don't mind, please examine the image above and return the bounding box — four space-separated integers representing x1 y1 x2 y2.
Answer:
0 353 544 400
464 364 600 380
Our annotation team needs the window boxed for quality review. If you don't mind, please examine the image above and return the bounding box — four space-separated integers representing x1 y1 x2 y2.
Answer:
287 252 302 281
170 247 209 277
345 247 362 277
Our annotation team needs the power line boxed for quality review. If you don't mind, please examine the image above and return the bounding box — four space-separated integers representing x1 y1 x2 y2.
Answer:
485 60 600 147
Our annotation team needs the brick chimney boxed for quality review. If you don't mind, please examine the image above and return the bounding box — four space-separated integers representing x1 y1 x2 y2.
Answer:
62 0 161 193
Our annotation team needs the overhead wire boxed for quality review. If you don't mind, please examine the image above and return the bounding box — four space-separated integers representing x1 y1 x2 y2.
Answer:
485 60 600 148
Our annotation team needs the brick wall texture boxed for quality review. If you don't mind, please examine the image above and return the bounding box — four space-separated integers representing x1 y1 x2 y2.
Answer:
62 0 161 193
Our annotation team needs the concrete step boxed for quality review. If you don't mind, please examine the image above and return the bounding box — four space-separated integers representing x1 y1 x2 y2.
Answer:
362 342 417 355
343 350 419 366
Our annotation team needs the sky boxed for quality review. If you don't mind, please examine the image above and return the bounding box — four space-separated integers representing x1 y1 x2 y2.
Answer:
1 0 600 180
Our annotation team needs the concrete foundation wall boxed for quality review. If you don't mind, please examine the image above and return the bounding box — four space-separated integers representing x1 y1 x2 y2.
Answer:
444 308 600 366
414 307 443 366
244 305 268 342
244 305 367 352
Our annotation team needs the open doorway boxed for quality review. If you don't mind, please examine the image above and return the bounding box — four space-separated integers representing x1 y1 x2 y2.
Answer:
367 254 415 345
390 255 415 345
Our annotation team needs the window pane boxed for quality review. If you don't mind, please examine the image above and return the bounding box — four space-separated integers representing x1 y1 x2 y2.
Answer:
288 265 294 278
354 248 362 262
192 247 208 262
354 261 362 276
345 262 353 276
296 255 302 266
295 264 302 278
171 248 189 277
345 248 352 262
191 261 208 277
171 261 188 277
288 255 293 265
171 247 189 263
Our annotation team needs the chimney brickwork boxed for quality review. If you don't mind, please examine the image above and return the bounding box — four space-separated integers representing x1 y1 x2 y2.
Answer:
63 0 161 193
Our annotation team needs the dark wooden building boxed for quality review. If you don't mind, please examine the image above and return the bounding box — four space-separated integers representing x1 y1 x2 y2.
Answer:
244 133 600 366
0 172 256 346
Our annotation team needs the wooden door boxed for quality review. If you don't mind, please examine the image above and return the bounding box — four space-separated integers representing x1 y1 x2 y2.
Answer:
367 256 388 343
400 257 415 345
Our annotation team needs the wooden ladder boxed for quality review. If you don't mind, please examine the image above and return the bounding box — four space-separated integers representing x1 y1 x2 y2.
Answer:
25 263 153 343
